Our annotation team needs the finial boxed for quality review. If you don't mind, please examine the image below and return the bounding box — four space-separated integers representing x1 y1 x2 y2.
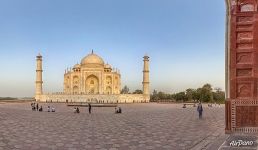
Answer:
37 52 42 58
143 53 149 59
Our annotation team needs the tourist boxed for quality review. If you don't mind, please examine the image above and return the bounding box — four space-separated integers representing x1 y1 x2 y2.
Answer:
73 107 77 113
115 107 122 113
88 103 92 114
31 103 36 111
31 103 34 111
197 103 203 119
51 107 55 112
39 106 43 112
182 104 186 108
47 106 50 112
118 107 122 113
36 103 39 111
76 107 80 113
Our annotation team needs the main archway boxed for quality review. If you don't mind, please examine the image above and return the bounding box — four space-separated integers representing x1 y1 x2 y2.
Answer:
85 75 99 94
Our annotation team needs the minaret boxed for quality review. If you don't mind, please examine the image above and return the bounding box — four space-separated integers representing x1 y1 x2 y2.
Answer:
35 54 43 100
142 55 150 95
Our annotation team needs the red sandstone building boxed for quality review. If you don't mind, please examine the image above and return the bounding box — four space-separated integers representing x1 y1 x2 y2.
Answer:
225 0 258 133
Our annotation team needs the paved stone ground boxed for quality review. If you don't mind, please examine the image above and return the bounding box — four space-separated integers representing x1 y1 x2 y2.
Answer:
0 102 227 150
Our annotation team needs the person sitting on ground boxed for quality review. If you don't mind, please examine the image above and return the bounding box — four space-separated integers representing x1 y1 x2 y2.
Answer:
73 107 77 113
51 107 55 112
76 107 80 113
115 107 122 113
182 104 186 108
39 106 43 112
47 106 50 112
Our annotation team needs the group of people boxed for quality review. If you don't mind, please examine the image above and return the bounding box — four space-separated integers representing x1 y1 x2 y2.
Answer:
73 107 80 113
115 107 122 114
47 106 55 112
31 102 123 115
30 103 55 112
74 103 92 114
31 102 43 111
208 103 221 108
180 102 203 119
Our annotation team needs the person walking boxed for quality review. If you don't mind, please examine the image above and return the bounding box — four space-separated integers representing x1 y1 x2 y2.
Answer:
88 103 92 114
36 103 39 111
197 102 203 119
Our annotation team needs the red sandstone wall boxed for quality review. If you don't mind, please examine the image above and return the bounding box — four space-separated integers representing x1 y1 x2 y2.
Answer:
226 0 258 132
230 1 258 99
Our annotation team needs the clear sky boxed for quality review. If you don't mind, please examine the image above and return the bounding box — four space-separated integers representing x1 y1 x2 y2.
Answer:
0 0 226 97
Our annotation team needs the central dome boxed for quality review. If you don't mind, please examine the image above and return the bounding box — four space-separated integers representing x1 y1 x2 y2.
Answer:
81 52 104 66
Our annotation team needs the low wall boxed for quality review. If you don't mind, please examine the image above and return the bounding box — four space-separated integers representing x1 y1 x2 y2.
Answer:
36 94 150 103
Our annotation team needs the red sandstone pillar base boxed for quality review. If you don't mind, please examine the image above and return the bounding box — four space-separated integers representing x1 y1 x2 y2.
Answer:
225 99 258 133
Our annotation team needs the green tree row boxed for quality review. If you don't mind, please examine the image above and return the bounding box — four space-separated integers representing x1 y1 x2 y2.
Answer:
121 86 143 94
150 83 225 103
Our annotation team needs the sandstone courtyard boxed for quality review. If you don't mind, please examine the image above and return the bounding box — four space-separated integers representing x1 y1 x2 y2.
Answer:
0 102 227 150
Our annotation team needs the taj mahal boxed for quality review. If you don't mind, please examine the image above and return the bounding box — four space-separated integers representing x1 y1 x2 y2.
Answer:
35 50 150 103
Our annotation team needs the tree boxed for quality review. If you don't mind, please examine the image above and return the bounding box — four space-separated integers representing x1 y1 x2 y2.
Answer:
133 89 143 94
121 86 130 94
185 88 194 101
174 92 187 102
213 88 225 103
150 89 159 102
157 91 166 100
199 83 213 102
192 89 200 102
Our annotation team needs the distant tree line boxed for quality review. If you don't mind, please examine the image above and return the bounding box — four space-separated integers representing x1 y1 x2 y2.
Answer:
121 86 143 94
0 97 18 100
150 83 225 103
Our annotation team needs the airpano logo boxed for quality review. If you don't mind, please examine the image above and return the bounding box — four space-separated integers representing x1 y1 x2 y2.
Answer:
229 140 254 147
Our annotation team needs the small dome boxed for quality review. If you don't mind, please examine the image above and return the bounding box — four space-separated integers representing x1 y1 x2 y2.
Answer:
105 63 112 69
81 52 104 66
73 64 81 69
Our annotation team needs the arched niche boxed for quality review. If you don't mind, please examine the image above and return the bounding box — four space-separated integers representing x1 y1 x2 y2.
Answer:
86 75 99 94
73 86 79 94
106 76 112 85
73 76 79 84
106 86 112 94
239 0 256 12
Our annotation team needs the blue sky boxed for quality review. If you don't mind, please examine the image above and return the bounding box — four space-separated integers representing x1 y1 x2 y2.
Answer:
0 0 226 97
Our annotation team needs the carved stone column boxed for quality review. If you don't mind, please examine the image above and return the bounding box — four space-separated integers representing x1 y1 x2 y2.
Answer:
225 0 258 133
